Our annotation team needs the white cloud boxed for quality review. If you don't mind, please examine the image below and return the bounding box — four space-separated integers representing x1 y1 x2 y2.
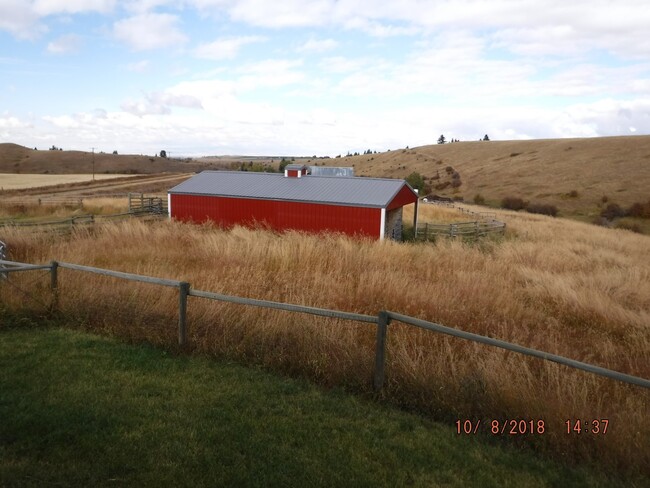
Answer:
0 0 44 39
236 59 306 89
185 1 650 58
226 0 332 28
121 99 171 117
123 0 177 15
8 93 649 157
194 36 266 60
46 33 82 54
113 13 187 51
320 56 368 74
121 90 203 116
32 0 115 16
342 18 419 38
297 38 338 53
42 114 81 128
0 113 31 129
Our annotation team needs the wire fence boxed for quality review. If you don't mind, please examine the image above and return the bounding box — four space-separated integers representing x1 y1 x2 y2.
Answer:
1 258 648 391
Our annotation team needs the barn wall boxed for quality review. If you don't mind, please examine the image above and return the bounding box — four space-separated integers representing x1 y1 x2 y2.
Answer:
386 185 418 210
170 194 382 238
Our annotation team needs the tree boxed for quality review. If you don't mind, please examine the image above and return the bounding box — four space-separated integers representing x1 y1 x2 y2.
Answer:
160 150 167 158
437 134 446 144
405 172 425 193
279 158 290 172
483 134 490 141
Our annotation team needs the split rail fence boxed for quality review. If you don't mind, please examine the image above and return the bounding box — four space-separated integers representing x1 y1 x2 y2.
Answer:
1 258 648 391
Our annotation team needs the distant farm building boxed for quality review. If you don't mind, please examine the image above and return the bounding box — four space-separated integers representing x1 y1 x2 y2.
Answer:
309 166 354 177
168 167 418 240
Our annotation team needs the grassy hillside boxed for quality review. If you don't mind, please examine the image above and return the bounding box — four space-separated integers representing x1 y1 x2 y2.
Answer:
2 208 649 478
0 143 315 175
341 135 650 220
5 135 649 222
0 143 210 174
1 326 625 487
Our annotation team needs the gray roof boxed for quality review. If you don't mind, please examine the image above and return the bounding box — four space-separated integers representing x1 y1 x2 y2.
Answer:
169 171 415 208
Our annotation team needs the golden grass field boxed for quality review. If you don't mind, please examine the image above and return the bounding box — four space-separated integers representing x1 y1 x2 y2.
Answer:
1 201 648 478
0 174 140 190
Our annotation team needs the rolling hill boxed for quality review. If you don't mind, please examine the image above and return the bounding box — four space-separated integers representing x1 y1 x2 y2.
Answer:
0 143 212 174
340 135 650 220
3 136 650 221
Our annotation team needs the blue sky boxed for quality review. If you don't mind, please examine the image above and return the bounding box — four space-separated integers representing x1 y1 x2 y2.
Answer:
1 0 649 156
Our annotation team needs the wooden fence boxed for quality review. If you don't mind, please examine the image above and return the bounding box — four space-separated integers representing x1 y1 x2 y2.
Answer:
128 193 167 214
1 196 85 207
1 258 648 391
0 209 165 233
2 193 165 210
416 201 505 240
416 220 506 240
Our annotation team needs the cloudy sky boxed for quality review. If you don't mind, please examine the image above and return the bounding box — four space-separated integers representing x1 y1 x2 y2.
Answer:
1 0 649 156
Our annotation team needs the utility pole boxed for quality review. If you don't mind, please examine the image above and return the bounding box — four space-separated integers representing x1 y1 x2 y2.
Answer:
91 147 95 181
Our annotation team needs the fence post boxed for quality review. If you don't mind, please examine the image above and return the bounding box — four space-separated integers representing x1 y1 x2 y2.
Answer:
373 311 390 391
50 260 58 312
178 282 190 347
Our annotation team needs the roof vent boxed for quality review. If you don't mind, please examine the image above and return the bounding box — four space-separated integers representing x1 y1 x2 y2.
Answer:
284 164 309 178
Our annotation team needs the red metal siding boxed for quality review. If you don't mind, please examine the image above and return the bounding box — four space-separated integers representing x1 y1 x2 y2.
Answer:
386 185 418 210
171 194 382 238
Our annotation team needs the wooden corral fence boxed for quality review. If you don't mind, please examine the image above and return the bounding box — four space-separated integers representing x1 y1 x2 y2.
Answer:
3 196 86 207
416 200 506 241
0 211 164 234
2 193 166 211
416 220 506 240
1 258 648 392
128 193 167 214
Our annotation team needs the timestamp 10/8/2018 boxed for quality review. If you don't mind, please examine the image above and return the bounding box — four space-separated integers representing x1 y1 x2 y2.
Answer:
455 419 610 436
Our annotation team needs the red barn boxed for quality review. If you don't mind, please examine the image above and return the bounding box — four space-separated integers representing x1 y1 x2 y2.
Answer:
168 168 419 240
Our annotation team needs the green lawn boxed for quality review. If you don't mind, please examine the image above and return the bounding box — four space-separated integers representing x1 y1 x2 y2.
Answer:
0 325 630 487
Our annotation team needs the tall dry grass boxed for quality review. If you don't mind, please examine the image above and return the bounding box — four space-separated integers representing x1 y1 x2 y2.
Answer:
0 197 129 220
1 210 648 477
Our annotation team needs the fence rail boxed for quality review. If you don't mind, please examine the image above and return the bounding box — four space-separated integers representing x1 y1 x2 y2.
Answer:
1 259 648 391
0 209 165 232
416 220 505 240
128 193 167 214
417 201 505 240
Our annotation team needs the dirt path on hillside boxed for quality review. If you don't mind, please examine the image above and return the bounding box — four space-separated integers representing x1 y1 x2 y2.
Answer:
8 173 193 199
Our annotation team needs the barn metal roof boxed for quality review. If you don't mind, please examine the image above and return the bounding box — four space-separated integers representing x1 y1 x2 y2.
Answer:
168 171 416 208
